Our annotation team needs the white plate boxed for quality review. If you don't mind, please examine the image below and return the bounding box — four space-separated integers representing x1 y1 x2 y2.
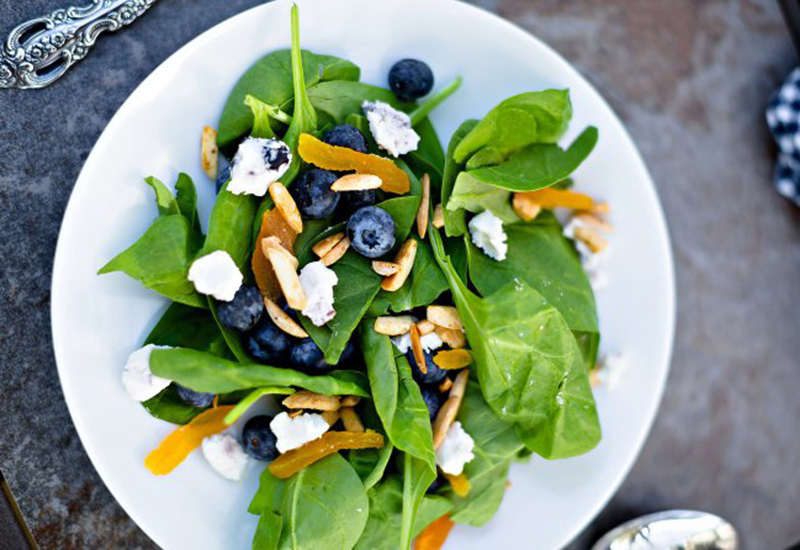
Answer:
51 0 675 548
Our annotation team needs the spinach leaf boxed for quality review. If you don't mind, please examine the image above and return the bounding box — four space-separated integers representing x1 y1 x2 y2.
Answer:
245 94 279 139
441 120 478 237
401 454 437 550
144 176 180 216
429 228 601 458
294 218 340 264
375 195 421 244
224 386 296 425
200 183 257 270
174 173 201 232
308 81 405 124
252 511 282 550
149 347 370 397
453 89 572 167
98 215 205 308
447 172 519 223
208 297 251 363
248 454 369 550
408 77 462 127
405 118 445 191
141 386 206 426
574 330 600 371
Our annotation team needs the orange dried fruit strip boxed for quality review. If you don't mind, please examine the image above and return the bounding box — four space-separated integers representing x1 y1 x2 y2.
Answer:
298 134 410 194
414 515 454 550
268 430 384 479
145 405 235 476
516 188 594 211
433 349 472 370
444 472 471 497
253 209 297 301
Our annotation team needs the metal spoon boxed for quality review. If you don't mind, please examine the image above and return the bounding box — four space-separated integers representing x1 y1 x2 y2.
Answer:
591 510 738 550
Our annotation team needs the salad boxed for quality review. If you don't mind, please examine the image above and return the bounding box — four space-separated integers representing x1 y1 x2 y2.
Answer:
99 5 618 549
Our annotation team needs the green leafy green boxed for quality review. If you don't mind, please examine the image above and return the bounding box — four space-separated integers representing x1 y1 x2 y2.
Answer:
208 297 251 362
405 118 445 191
174 173 201 232
401 454 437 550
441 120 479 237
574 330 600 371
224 387 296 425
98 215 205 308
200 183 257 270
447 172 519 223
245 94 279 139
141 386 206 426
408 77 462 126
375 195 421 244
308 81 405 124
144 176 180 216
149 347 370 397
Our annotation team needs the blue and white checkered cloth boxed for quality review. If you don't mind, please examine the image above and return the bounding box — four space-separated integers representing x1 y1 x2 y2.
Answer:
767 67 800 205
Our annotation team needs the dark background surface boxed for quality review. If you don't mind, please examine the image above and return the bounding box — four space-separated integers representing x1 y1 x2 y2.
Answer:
1 1 799 548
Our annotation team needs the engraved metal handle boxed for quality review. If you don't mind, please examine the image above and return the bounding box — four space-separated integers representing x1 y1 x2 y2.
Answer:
0 0 158 89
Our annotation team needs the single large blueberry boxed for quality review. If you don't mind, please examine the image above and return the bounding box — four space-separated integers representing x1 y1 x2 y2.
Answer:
389 59 434 102
406 350 447 385
216 285 263 332
176 385 215 408
291 169 340 219
347 206 396 258
248 317 294 363
322 124 368 154
420 386 441 421
290 338 332 373
241 415 278 461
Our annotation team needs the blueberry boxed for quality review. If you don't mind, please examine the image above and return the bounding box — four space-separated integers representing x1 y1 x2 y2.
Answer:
291 169 340 219
216 285 263 332
290 338 332 373
347 206 396 258
248 317 294 363
340 189 377 214
176 385 215 408
322 125 368 153
420 386 441 421
241 415 278 461
406 350 447 385
216 160 231 194
389 59 434 102
263 140 291 169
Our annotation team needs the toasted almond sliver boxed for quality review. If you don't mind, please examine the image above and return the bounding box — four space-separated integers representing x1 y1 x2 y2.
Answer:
262 237 299 270
438 377 453 393
283 391 341 411
416 319 436 336
433 369 469 450
591 201 611 215
574 226 609 254
432 203 445 229
374 315 415 336
340 407 365 433
288 409 304 418
435 326 467 349
331 174 382 192
410 324 426 375
575 213 614 234
341 395 361 408
269 181 303 234
416 174 431 239
371 261 401 276
381 239 418 292
264 297 308 338
512 193 542 222
322 410 340 426
201 126 219 179
427 305 464 332
312 232 346 258
321 236 350 266
266 247 306 310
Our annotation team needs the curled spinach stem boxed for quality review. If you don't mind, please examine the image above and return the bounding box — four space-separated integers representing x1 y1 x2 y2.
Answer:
410 77 463 127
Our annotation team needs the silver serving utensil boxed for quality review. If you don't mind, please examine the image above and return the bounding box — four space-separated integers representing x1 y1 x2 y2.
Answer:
0 0 158 89
591 510 738 550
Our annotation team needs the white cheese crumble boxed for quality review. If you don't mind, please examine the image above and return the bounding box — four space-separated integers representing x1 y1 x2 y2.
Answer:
435 421 476 475
469 211 508 261
187 250 243 302
201 434 249 481
122 344 172 402
227 137 291 196
362 100 420 157
299 261 338 326
594 352 630 389
563 217 610 291
270 412 330 454
391 331 443 354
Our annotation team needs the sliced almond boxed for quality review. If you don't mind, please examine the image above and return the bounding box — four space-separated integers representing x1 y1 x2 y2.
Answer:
262 237 299 270
416 319 436 336
591 201 611 215
374 315 415 336
266 247 306 310
283 391 341 411
435 326 467 349
322 409 340 426
371 260 401 276
381 239 418 292
201 126 219 179
331 173 382 192
312 232 346 258
449 368 469 401
432 203 445 229
438 377 453 393
269 181 303 234
433 369 469 450
416 173 431 239
427 305 464 332
288 409 304 418
341 395 361 408
340 407 365 433
410 324 426 375
264 297 308 338
574 226 609 254
512 193 542 222
575 213 614 233
321 236 350 266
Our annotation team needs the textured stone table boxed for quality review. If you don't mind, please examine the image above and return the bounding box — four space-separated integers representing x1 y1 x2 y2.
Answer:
1 1 798 548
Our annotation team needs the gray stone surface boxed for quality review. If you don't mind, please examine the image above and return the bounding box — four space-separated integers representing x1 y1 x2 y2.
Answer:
0 0 797 548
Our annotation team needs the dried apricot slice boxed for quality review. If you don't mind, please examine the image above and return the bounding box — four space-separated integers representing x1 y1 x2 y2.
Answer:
253 209 297 301
515 188 594 211
433 349 472 370
298 134 410 194
444 472 471 497
145 405 234 476
268 430 384 479
414 515 454 550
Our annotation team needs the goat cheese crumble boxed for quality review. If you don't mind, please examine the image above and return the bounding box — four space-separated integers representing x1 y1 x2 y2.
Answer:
270 412 330 454
594 352 630 389
122 344 172 402
298 261 338 326
435 421 475 475
562 217 610 291
362 100 420 157
227 137 291 196
469 211 508 261
392 331 443 354
188 250 243 302
201 434 249 481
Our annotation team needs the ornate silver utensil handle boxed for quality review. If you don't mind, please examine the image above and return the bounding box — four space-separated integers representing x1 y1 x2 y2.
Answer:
1 0 158 89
